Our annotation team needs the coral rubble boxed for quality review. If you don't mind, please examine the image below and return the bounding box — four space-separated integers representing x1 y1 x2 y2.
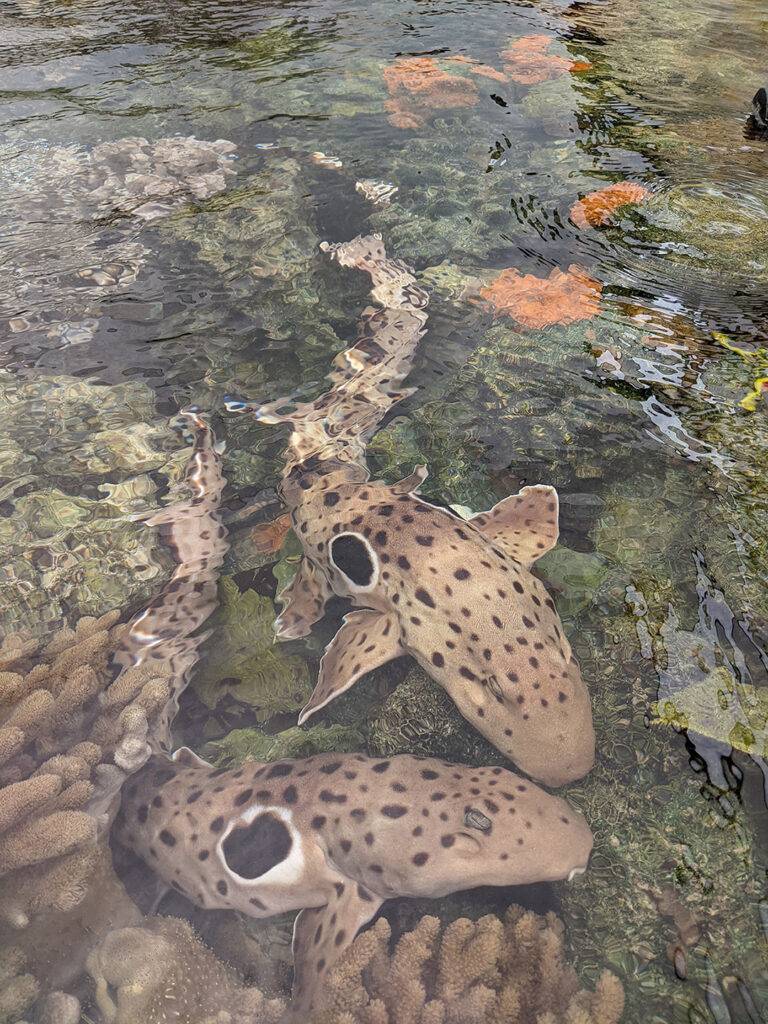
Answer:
314 907 624 1024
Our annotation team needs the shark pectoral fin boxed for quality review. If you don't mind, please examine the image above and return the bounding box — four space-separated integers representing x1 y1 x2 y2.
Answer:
471 485 559 566
391 464 428 494
298 610 402 725
275 558 331 640
290 885 383 1013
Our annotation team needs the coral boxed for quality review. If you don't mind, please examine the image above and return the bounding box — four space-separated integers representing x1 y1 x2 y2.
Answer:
383 58 478 128
480 266 603 328
314 908 624 1024
570 183 651 229
192 577 311 720
85 915 286 1024
501 35 591 85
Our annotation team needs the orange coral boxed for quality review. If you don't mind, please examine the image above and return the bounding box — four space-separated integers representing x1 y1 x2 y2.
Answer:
480 265 602 328
570 181 650 229
383 57 478 127
249 513 292 554
447 56 509 83
501 34 591 85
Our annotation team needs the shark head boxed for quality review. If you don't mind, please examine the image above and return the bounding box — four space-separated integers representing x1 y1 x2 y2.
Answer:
119 750 592 1013
286 475 595 787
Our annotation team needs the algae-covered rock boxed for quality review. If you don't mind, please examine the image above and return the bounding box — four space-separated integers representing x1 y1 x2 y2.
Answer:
192 578 311 719
537 546 610 618
369 666 499 765
206 724 364 767
651 668 768 757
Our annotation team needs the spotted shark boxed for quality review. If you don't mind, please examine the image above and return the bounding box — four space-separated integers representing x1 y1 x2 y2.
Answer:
227 235 594 786
118 749 593 1016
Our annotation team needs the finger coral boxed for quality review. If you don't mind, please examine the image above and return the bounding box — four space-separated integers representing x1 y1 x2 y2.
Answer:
480 265 603 328
501 35 591 85
315 907 625 1024
570 182 651 229
383 57 478 128
86 916 286 1024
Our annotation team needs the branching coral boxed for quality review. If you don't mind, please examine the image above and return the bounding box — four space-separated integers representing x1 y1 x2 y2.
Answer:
570 183 650 229
479 265 603 328
86 915 286 1024
314 907 624 1024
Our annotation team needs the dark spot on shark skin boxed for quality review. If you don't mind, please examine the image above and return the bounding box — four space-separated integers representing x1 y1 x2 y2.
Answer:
266 763 293 780
234 788 253 806
335 930 347 946
381 804 407 818
198 849 210 861
364 832 374 845
415 588 435 608
397 556 411 570
492 615 503 629
431 652 445 668
369 864 383 874
375 530 387 546
159 829 176 847
415 535 434 547
441 835 455 848
372 761 390 773
358 884 374 901
210 816 225 833
311 815 326 829
412 852 429 866
334 883 345 897
460 667 477 681
152 795 163 808
324 492 340 507
403 514 414 523
187 790 203 804
222 812 292 880
153 768 175 786
454 568 470 580
283 785 298 803
217 880 228 896
331 534 375 587
378 505 394 517
320 762 342 775
320 791 348 804
340 839 352 853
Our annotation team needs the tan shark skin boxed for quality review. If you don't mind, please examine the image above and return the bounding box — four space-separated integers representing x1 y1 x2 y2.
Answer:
232 235 594 786
283 475 594 787
118 750 592 1015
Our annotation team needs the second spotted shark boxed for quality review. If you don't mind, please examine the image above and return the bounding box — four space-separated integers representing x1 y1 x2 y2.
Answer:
228 235 594 787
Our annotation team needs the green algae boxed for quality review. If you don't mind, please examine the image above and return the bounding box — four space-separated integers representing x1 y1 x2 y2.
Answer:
192 577 311 719
206 723 364 767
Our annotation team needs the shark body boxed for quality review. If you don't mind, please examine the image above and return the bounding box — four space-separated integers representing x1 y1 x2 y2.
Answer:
230 235 594 786
119 749 592 1015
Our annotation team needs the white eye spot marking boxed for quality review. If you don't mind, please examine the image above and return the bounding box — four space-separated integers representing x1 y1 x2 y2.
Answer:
330 532 379 591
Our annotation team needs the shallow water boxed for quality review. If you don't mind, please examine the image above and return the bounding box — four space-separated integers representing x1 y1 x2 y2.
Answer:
0 0 767 1021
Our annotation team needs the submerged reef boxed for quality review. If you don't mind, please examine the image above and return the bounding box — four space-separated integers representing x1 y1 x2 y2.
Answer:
315 907 624 1024
0 411 227 1020
86 915 286 1024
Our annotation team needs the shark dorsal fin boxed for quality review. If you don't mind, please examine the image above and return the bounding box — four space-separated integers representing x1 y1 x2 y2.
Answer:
470 485 559 566
298 609 402 725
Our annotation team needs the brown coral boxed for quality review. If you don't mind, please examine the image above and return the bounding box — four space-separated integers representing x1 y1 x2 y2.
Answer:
570 182 650 229
315 908 624 1024
86 916 286 1024
383 57 479 128
501 35 591 85
480 265 603 328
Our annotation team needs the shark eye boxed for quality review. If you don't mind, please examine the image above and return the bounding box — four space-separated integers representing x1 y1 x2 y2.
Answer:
221 812 292 880
330 533 376 588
